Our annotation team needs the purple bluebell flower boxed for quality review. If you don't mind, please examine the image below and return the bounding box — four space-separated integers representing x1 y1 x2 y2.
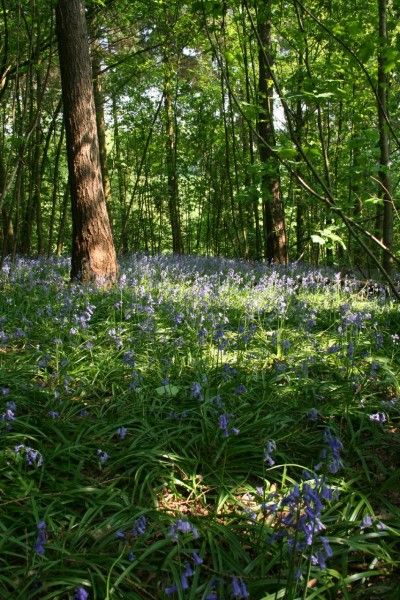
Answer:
97 449 109 464
360 515 373 529
192 551 203 565
34 520 46 556
322 429 343 473
219 413 230 437
74 587 89 600
183 563 194 577
48 410 59 419
165 584 178 595
320 536 333 558
369 412 386 423
115 530 125 539
132 515 147 536
122 351 135 366
190 382 202 399
1 408 15 422
231 576 249 599
117 426 128 439
168 519 199 541
180 574 190 590
234 384 247 395
127 551 136 561
308 408 319 421
15 444 43 467
311 550 326 569
264 440 276 466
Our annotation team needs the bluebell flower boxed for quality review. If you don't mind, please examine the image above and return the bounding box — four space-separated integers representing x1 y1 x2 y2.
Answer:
190 382 202 399
264 440 276 466
219 413 230 437
168 519 199 541
192 551 203 565
127 551 136 561
97 449 109 464
360 515 373 529
180 574 190 590
369 412 386 423
1 408 15 422
115 530 125 539
117 426 128 439
74 587 89 600
48 410 59 419
234 384 247 395
34 520 46 556
15 444 43 467
231 576 249 599
320 536 333 558
164 584 178 596
183 562 194 577
132 515 147 536
308 408 319 421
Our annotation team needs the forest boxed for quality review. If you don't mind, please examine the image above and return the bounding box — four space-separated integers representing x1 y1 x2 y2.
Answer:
0 0 399 599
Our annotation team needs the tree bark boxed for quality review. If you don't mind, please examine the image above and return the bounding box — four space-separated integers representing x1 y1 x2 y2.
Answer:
164 55 184 254
377 0 393 273
55 0 118 285
256 3 287 264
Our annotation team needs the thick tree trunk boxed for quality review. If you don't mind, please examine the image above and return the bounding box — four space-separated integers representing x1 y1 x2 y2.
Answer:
256 5 287 264
55 0 118 285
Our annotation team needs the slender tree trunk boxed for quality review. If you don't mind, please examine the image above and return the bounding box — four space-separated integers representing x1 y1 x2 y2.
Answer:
377 0 393 273
92 51 111 205
55 0 118 285
164 56 184 254
256 4 287 264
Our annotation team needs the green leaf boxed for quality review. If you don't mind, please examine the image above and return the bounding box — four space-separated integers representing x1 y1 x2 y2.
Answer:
311 234 326 245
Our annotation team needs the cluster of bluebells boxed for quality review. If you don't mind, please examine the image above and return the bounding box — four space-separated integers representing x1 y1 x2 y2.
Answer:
268 473 335 571
164 560 197 596
115 515 147 561
15 444 43 467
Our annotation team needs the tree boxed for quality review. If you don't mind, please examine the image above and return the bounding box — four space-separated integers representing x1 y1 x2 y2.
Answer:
256 1 287 264
55 0 118 285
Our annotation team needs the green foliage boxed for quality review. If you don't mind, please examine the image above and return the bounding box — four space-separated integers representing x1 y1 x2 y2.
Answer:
0 256 399 598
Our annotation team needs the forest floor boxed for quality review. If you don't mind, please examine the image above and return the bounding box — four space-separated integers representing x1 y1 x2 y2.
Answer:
0 255 399 600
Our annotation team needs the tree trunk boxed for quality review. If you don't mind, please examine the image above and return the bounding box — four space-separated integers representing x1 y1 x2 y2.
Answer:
164 56 184 254
256 4 287 264
55 0 118 285
377 0 393 273
92 51 111 206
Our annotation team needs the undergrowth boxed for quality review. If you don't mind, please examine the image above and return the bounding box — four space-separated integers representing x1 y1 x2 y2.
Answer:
0 255 399 599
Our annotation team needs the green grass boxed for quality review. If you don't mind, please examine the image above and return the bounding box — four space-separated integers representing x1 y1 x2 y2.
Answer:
0 255 399 599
